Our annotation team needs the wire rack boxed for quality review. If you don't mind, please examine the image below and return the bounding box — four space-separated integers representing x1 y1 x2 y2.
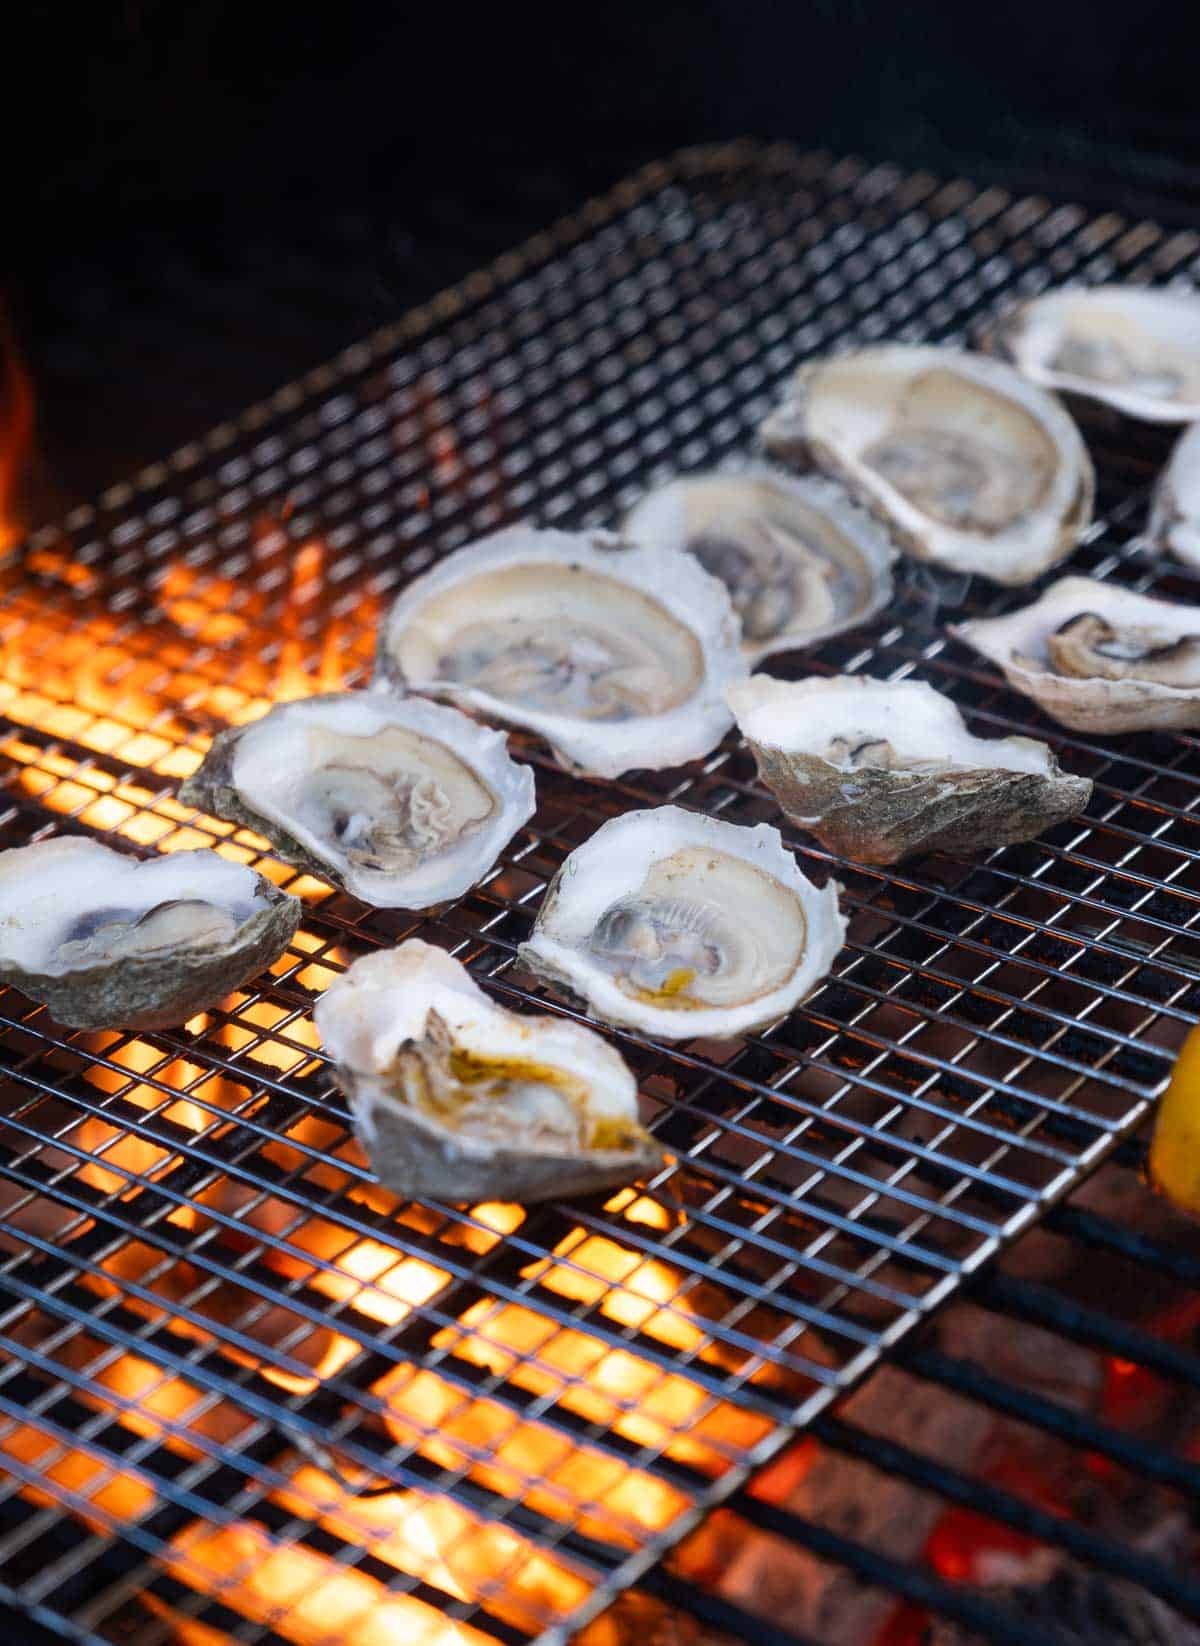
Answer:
1 142 1199 1646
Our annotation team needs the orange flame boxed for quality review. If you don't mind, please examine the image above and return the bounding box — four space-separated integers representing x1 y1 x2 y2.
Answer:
0 307 33 553
0 396 776 1639
160 1522 493 1646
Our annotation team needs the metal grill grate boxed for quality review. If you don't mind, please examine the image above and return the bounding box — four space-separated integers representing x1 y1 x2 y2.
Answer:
1 142 1199 1646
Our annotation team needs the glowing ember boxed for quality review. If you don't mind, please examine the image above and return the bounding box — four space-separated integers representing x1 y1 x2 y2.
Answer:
0 1421 156 1529
161 1523 494 1646
275 1464 593 1635
0 308 32 553
0 427 769 1644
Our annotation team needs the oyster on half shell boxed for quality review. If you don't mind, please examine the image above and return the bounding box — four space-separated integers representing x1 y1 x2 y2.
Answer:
1150 421 1200 568
0 838 300 1029
314 939 661 1204
952 576 1200 734
179 693 534 908
375 526 746 777
519 806 845 1039
727 675 1091 864
761 345 1094 585
987 286 1200 424
623 468 897 662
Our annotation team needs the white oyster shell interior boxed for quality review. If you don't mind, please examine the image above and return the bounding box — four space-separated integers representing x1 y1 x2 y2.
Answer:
1151 421 1200 568
991 286 1200 423
952 576 1200 733
375 527 746 777
762 345 1093 585
0 839 273 974
623 468 896 662
520 805 845 1039
216 693 533 907
727 674 1053 773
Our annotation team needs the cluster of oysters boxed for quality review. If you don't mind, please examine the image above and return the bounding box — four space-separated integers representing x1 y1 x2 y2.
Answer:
4 281 1200 1206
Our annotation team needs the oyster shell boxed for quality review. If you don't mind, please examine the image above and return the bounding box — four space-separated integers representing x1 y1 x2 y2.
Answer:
952 576 1200 734
519 805 845 1039
727 675 1091 864
623 467 897 662
0 838 300 1029
1150 421 1200 568
179 693 534 908
987 286 1200 424
314 939 661 1204
761 345 1094 585
375 526 746 777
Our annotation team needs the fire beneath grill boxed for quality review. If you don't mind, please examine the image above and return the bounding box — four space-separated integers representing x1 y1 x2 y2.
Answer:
4 147 1200 1645
1 1116 774 1642
672 1155 1200 1646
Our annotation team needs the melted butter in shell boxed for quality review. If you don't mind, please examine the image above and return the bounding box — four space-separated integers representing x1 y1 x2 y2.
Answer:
390 1011 646 1152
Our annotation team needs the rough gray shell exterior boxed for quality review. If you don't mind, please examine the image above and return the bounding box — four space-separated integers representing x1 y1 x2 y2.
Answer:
0 880 301 1031
747 743 1092 865
342 1073 664 1205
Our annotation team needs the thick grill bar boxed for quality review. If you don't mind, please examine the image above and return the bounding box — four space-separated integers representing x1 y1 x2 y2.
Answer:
1 144 1198 1645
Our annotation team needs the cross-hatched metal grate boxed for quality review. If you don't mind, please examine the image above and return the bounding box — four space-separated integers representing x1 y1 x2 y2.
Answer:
1 142 1199 1646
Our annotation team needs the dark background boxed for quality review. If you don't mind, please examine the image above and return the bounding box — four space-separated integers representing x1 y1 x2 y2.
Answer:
4 0 1200 526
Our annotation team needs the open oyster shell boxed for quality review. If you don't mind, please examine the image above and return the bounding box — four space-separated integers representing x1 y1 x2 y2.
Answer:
314 939 661 1204
519 805 845 1040
727 675 1091 864
986 286 1200 424
761 345 1094 585
0 838 300 1029
623 467 897 663
375 526 747 778
1149 421 1200 568
952 576 1200 734
179 693 534 908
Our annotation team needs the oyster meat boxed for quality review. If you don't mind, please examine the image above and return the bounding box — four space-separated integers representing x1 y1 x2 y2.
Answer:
952 575 1200 734
519 805 845 1039
987 286 1200 424
727 675 1091 864
761 345 1094 585
179 693 535 908
375 526 746 777
314 939 661 1203
0 838 300 1030
623 467 896 662
1150 421 1200 568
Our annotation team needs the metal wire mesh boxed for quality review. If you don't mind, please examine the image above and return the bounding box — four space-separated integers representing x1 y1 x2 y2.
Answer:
1 142 1199 1645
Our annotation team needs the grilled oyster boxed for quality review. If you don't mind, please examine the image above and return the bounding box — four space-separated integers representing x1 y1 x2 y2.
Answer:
727 675 1091 864
0 838 300 1029
987 286 1200 424
179 693 534 908
623 467 897 662
519 805 845 1039
761 345 1094 585
314 939 661 1204
1150 421 1200 568
375 526 746 777
952 576 1200 734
